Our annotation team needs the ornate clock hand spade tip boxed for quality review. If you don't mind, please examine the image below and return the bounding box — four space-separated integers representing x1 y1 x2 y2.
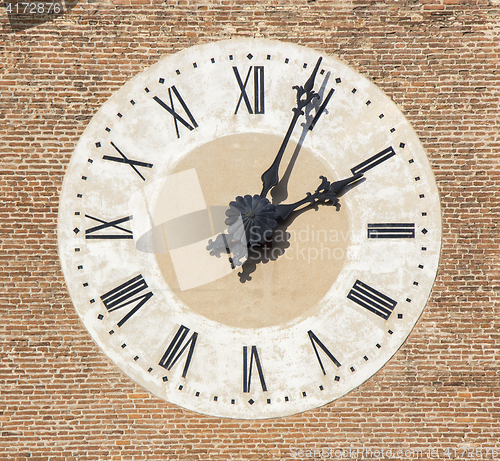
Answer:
304 56 323 94
329 172 363 195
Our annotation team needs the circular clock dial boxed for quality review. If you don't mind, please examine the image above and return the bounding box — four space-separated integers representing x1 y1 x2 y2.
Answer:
58 39 441 419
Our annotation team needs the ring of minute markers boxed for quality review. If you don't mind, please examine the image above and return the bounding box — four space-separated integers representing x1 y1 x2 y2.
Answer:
73 48 432 411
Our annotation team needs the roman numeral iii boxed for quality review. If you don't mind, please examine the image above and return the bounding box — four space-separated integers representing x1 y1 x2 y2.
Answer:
100 274 153 327
367 223 415 239
158 325 198 379
347 280 397 320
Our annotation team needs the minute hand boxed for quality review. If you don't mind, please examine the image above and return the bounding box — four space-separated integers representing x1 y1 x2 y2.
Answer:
260 57 323 198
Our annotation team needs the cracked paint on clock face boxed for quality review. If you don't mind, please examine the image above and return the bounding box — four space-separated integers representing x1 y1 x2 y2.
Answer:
58 39 442 419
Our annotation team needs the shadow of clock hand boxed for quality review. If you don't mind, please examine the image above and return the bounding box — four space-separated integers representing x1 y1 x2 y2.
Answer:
237 223 291 283
237 200 340 283
206 174 364 282
271 72 332 206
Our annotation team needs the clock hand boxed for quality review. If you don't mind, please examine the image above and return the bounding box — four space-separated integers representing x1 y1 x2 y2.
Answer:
274 173 363 221
260 57 323 198
206 172 362 267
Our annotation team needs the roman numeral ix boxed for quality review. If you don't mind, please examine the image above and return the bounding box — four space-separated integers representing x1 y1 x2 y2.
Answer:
85 214 133 239
100 274 153 327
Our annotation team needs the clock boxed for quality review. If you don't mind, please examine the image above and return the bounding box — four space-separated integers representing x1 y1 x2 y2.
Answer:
58 39 441 419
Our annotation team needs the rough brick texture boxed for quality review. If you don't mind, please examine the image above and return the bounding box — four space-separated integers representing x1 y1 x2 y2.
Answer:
1 1 499 460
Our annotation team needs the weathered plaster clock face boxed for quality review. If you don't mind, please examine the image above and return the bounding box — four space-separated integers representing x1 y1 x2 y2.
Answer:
58 39 441 419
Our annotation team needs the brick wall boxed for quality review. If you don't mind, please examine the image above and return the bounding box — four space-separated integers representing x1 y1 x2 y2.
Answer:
1 1 499 460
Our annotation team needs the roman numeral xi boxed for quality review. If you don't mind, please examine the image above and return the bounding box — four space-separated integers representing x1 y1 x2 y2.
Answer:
153 85 198 138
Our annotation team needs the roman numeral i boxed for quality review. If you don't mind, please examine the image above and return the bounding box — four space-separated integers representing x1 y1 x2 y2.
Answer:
351 146 395 175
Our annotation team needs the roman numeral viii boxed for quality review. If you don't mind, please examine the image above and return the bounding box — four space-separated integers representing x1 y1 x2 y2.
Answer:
100 274 153 327
158 325 198 379
347 280 397 320
233 66 265 114
243 345 267 393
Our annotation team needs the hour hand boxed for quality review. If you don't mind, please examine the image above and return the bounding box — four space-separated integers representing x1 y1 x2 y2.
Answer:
274 173 363 221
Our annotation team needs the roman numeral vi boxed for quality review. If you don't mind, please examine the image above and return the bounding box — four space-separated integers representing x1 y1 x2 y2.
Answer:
243 345 267 393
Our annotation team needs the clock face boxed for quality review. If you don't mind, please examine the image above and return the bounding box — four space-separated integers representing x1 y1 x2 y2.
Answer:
58 39 441 419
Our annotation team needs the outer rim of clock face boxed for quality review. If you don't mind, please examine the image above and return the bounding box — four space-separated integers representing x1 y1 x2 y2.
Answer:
58 38 442 419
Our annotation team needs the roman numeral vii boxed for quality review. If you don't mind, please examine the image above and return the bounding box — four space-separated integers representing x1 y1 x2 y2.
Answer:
158 325 198 379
